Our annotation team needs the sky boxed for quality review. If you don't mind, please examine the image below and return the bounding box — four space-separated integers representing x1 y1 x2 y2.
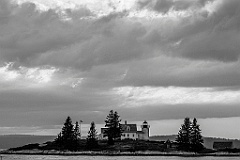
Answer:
0 0 240 139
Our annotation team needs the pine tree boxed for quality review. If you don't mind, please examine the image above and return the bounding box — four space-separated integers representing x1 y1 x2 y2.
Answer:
61 116 75 150
74 121 81 140
105 110 122 145
176 117 192 151
62 116 74 140
54 132 63 148
54 116 81 151
86 121 98 149
190 118 204 152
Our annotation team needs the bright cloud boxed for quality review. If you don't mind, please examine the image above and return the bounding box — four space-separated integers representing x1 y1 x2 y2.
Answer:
113 86 240 106
15 0 137 15
23 66 58 83
0 63 20 81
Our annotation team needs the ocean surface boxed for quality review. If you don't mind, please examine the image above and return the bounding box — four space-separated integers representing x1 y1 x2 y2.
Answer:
0 155 239 160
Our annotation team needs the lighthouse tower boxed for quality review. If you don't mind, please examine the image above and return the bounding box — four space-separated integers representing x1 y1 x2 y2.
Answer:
141 120 150 140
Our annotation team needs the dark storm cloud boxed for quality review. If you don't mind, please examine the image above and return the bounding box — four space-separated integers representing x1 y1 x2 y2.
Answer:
0 0 11 22
0 2 95 68
176 0 240 62
0 0 240 90
120 57 240 88
1 0 240 70
0 1 150 71
35 18 148 70
136 0 240 63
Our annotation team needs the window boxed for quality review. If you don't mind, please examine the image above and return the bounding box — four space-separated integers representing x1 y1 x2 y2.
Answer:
127 134 129 137
133 134 134 137
123 134 125 137
127 126 130 131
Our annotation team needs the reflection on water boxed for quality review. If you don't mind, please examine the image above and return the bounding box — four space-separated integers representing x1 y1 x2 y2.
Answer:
1 155 239 160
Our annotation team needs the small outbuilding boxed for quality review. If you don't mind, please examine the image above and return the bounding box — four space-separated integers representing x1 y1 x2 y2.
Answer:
213 141 233 150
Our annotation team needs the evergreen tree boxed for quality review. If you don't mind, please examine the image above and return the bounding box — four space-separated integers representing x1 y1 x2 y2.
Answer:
74 121 81 140
176 117 192 151
54 132 63 148
61 116 75 150
190 118 204 152
54 116 81 151
62 116 74 140
86 121 98 149
105 110 122 145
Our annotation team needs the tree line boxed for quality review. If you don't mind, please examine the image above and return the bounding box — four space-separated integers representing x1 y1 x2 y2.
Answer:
54 110 122 151
54 110 204 152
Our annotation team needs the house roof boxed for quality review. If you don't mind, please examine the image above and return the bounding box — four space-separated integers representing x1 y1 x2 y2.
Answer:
143 120 148 124
120 124 137 133
213 142 233 149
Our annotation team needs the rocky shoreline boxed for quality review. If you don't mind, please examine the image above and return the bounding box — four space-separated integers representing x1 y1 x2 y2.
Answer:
1 150 240 157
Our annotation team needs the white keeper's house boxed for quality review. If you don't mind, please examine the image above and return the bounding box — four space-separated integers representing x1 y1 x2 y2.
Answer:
100 120 150 140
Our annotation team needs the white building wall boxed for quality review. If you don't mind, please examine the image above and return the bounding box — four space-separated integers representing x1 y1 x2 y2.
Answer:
121 133 137 140
142 128 149 140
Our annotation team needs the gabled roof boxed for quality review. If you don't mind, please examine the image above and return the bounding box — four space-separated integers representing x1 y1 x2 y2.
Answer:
213 142 233 150
120 124 137 133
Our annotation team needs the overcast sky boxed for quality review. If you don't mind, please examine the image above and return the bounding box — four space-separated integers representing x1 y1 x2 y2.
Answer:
0 0 240 139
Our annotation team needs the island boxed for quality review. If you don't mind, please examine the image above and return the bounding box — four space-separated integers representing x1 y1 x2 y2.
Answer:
1 111 240 157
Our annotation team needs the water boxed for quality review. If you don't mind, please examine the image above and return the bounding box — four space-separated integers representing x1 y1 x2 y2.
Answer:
0 155 239 160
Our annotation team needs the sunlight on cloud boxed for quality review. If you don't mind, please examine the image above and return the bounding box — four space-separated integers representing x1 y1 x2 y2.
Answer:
0 62 85 89
15 0 137 16
0 63 58 86
14 0 202 19
60 77 84 88
113 86 240 106
0 63 20 81
22 67 58 83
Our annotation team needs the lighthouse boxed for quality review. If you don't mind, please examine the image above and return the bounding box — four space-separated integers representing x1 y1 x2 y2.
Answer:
141 120 150 140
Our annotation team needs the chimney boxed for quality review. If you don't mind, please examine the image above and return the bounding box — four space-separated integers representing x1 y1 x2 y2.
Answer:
125 120 127 124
